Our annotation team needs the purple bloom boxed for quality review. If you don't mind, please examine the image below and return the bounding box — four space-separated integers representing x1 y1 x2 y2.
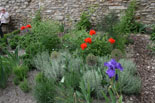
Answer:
116 63 123 71
104 59 123 78
106 68 115 78
115 74 118 81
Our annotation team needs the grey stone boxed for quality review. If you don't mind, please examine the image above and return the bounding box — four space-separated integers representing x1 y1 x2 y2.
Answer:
0 0 154 28
55 15 64 20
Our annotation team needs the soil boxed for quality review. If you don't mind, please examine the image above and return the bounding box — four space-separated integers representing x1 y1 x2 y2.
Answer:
0 34 155 103
0 70 38 103
124 34 155 103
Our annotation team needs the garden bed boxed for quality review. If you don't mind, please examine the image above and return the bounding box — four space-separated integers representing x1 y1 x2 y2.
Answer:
0 0 155 102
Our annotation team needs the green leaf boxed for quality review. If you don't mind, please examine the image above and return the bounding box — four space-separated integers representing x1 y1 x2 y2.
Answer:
109 89 116 103
102 91 110 103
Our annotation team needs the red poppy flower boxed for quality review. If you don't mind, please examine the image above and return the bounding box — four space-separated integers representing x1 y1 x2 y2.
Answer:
81 43 87 50
26 24 32 28
89 30 96 36
20 26 26 30
108 38 115 44
84 37 92 44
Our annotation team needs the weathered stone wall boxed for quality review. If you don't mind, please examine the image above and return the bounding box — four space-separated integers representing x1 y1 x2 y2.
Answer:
0 0 155 29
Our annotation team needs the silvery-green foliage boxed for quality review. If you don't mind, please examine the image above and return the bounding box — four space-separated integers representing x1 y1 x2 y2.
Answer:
118 59 141 94
81 70 102 91
59 50 71 60
33 51 65 80
97 56 110 69
119 59 137 75
68 57 84 72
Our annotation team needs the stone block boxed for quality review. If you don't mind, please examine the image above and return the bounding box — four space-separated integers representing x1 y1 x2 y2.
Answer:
109 6 127 9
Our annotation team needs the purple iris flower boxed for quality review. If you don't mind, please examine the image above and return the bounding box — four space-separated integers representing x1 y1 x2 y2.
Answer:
104 59 123 78
115 74 118 81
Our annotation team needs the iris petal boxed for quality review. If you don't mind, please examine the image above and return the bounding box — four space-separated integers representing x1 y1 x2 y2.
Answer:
106 68 115 78
117 63 123 71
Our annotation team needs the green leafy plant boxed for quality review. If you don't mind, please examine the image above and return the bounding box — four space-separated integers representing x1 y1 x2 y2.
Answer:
0 56 11 88
8 35 20 49
54 86 83 103
41 34 61 52
78 79 92 103
118 59 141 94
0 37 8 54
34 73 56 103
64 71 81 89
76 11 91 30
0 47 22 88
97 11 119 37
19 78 31 93
13 65 29 82
82 70 102 92
118 0 137 34
62 29 89 52
80 35 112 58
102 89 123 103
33 51 66 81
151 33 155 41
32 9 42 27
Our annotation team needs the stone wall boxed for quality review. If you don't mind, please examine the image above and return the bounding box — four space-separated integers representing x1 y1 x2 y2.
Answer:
0 0 155 29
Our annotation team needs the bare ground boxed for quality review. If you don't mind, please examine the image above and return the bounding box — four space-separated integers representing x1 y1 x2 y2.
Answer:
125 34 155 103
0 70 38 103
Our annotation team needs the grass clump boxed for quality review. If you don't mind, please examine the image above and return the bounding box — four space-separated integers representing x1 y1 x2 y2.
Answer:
19 78 31 93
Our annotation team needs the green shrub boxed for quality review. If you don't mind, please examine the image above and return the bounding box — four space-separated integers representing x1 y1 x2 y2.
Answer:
8 35 20 49
0 56 12 88
81 70 102 92
113 34 127 52
5 29 20 38
97 11 119 36
32 20 61 36
62 29 89 52
118 0 137 34
13 77 20 85
32 10 42 26
13 65 29 81
41 34 61 52
133 22 146 33
34 73 56 103
151 33 155 41
0 37 8 54
76 11 91 30
19 78 31 93
54 86 81 103
64 71 81 89
25 42 44 57
63 32 112 58
18 20 62 68
118 59 141 94
80 35 112 58
33 51 66 81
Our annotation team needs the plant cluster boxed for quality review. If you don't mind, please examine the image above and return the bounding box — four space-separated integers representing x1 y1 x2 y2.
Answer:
0 1 144 102
32 50 141 103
